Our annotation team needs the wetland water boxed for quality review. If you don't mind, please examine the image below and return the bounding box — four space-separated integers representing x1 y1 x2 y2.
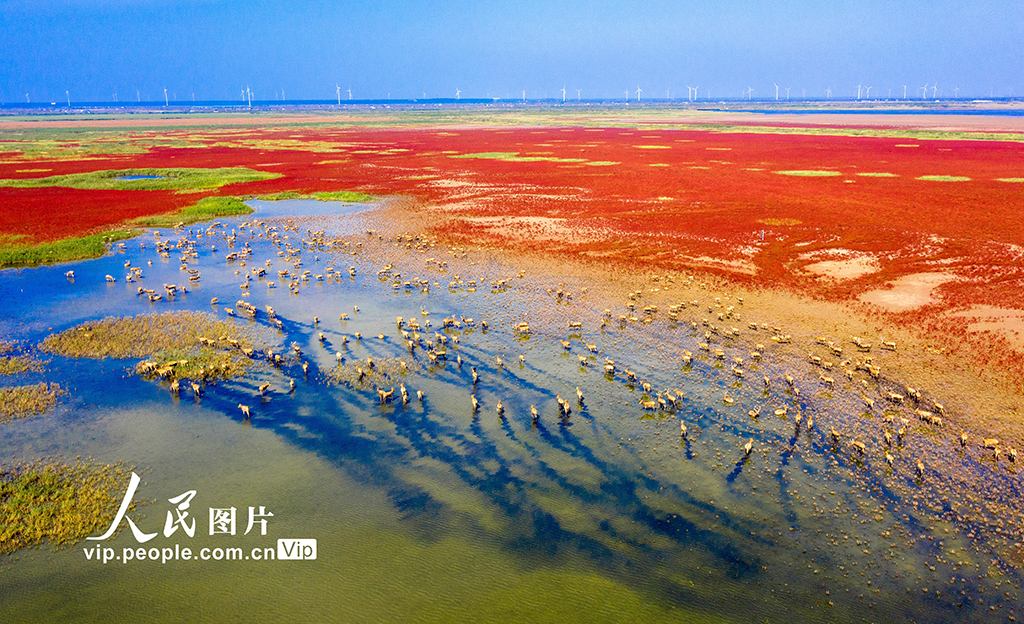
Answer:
0 199 1020 623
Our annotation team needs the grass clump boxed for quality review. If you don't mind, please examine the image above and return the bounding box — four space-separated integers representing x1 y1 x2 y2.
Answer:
916 175 971 182
0 230 135 269
997 178 1024 183
0 459 136 554
0 167 281 191
312 190 376 203
40 311 268 359
41 311 274 384
258 190 376 203
135 347 255 384
773 170 842 177
0 340 40 375
132 196 253 228
0 354 40 375
856 172 899 177
0 383 63 423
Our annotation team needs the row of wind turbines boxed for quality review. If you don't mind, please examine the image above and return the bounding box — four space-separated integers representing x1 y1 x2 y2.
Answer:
23 82 996 107
442 83 964 102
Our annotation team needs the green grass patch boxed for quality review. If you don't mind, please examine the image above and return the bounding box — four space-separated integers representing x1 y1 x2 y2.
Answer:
0 458 136 553
916 175 971 182
0 382 62 423
41 311 269 360
856 172 899 177
312 190 376 202
649 163 670 167
0 229 136 269
996 178 1024 183
257 190 376 203
0 354 41 375
0 167 280 191
633 145 671 149
774 170 842 177
586 161 619 166
131 196 252 228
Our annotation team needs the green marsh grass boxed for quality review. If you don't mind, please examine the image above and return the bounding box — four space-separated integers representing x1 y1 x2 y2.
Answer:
774 170 842 177
131 196 253 227
916 175 971 182
0 383 63 423
41 311 269 360
0 230 136 268
0 167 280 191
42 311 275 384
0 354 39 375
257 190 376 203
0 458 135 553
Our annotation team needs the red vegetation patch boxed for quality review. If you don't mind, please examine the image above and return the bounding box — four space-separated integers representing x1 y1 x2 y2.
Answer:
2 124 1024 318
0 187 197 242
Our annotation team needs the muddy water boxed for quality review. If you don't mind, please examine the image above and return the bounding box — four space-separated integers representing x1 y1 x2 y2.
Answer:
0 199 1020 623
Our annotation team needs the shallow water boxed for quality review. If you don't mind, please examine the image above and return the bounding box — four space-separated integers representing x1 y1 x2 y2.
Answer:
0 200 1020 623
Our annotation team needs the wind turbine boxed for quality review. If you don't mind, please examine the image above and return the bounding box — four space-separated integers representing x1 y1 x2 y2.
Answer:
774 83 779 100
624 90 629 102
931 84 937 98
25 93 29 103
825 87 832 99
137 90 140 102
455 88 461 100
856 84 862 100
336 85 341 106
953 86 959 99
864 86 872 99
66 90 70 107
785 87 791 100
902 85 907 100
164 88 168 106
920 84 928 99
576 88 581 101
635 85 642 101
561 86 566 102
522 90 526 102
746 86 753 100
347 88 352 100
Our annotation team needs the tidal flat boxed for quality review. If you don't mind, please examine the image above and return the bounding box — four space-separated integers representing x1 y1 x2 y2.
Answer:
0 197 1020 623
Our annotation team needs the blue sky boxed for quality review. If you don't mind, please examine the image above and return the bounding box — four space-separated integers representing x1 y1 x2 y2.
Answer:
1 0 1022 103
